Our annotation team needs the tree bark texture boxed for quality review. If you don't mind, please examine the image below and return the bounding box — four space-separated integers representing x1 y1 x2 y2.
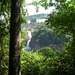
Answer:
9 0 21 75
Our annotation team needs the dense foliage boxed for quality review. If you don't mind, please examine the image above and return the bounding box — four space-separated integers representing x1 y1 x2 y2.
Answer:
30 22 69 50
0 0 75 75
0 46 75 75
26 14 47 20
0 0 27 75
21 47 75 75
45 0 75 70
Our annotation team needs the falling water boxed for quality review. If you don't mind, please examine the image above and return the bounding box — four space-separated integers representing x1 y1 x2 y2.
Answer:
24 31 32 51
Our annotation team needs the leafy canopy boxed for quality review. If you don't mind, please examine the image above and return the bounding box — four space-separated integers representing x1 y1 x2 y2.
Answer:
46 0 75 35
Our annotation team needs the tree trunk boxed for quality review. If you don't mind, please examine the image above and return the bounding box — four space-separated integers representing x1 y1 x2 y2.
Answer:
9 0 21 75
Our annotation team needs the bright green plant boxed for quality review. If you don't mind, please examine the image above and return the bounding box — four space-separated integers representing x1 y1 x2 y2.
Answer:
21 47 74 75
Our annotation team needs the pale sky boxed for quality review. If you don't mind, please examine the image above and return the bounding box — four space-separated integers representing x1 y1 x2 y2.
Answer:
25 0 55 15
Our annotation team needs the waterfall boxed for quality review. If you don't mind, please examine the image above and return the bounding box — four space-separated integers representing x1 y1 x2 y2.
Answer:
24 31 32 51
26 39 31 47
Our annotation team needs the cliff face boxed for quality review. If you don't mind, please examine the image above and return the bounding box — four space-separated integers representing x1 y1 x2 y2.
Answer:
30 38 64 51
30 38 40 51
30 30 69 51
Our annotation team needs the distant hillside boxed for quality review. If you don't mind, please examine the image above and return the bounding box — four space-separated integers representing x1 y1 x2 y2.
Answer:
26 14 47 20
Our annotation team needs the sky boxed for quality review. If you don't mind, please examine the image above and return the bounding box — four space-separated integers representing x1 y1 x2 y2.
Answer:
25 0 55 15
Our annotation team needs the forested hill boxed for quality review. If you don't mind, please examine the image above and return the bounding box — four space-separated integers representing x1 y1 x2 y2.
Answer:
26 14 47 20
